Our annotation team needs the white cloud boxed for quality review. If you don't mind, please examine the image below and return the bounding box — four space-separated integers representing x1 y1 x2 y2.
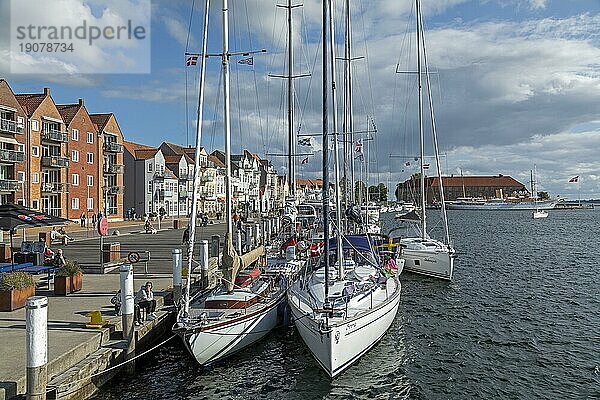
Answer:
162 15 192 48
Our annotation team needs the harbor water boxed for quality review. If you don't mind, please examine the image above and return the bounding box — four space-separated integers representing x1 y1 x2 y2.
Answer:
92 210 600 399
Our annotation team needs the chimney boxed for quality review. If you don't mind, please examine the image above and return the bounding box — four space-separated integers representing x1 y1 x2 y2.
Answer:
43 87 50 96
78 98 84 106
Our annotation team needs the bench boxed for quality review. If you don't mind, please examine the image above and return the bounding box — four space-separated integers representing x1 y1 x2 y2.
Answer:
20 265 57 289
0 262 34 273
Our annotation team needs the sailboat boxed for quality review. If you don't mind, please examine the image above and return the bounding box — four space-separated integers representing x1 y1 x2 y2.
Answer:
173 0 291 365
532 166 549 219
394 0 455 281
287 0 401 378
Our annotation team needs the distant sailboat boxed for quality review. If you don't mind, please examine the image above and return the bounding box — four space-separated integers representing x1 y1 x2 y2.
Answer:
532 166 549 219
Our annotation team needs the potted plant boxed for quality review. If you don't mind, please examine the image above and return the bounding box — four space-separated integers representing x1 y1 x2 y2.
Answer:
54 261 83 295
0 271 35 311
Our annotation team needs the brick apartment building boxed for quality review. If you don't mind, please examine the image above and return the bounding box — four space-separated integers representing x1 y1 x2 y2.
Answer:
15 87 69 217
90 113 124 220
0 79 26 205
0 79 126 221
57 99 102 220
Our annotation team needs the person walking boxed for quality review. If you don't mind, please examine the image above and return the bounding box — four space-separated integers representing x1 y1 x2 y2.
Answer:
182 225 190 246
91 213 97 228
80 212 86 227
134 281 157 325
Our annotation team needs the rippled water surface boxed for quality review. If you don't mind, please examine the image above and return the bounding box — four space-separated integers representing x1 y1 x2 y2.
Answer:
93 210 600 399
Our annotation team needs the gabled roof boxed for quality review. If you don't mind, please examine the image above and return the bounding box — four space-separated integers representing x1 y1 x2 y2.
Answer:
207 154 225 168
161 142 204 160
164 154 183 164
124 140 158 160
429 175 525 188
296 178 323 188
89 113 112 131
56 104 80 125
15 93 46 116
164 167 177 178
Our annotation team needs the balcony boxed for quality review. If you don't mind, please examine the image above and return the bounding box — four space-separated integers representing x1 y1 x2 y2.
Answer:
0 148 24 163
153 171 165 180
41 155 69 168
104 164 124 174
0 179 20 192
103 142 124 153
201 175 213 182
41 128 68 143
41 182 68 193
104 186 121 195
0 118 24 134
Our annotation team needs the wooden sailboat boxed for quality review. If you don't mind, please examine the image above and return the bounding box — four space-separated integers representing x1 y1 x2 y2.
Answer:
174 0 292 366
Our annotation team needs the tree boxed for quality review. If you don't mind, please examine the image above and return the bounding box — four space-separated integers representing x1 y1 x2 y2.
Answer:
355 181 367 204
538 191 550 200
368 183 388 202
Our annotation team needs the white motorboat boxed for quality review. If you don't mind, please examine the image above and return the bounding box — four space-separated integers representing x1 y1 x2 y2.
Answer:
532 210 548 219
288 236 401 377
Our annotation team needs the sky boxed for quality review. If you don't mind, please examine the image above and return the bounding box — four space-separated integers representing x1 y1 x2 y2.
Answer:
1 0 600 199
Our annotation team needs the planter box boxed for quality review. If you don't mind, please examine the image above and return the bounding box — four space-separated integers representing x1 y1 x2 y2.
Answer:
0 285 35 311
54 272 83 296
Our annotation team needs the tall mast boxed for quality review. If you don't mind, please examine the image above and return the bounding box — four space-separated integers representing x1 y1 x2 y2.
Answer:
184 0 211 317
343 0 354 207
287 0 296 197
328 0 344 277
419 6 450 245
322 0 330 304
223 0 233 236
416 0 426 239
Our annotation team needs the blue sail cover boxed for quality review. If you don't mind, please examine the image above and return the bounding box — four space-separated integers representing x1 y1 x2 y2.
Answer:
327 235 374 252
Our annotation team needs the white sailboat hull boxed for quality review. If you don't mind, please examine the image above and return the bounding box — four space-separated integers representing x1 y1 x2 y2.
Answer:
181 293 285 365
402 244 454 280
532 210 548 219
288 279 401 378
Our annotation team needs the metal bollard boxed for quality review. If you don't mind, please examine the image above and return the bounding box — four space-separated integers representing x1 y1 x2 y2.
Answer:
210 235 220 258
245 225 253 250
26 296 47 400
120 264 135 372
199 240 209 289
172 249 182 304
235 229 242 254
254 223 261 246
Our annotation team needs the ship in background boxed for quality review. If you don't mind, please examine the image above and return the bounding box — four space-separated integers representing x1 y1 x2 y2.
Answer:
446 196 556 210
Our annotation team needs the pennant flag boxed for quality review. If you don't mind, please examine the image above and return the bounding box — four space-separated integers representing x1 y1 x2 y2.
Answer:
186 55 198 66
298 137 311 146
423 163 430 170
355 138 363 153
238 57 254 65
301 157 309 165
568 176 579 183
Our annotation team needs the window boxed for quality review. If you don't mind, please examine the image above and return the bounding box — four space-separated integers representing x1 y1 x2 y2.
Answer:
18 144 25 153
71 198 79 210
71 150 79 162
31 146 39 157
72 128 79 141
31 120 39 131
87 175 93 187
72 173 79 186
148 163 153 172
148 181 152 194
87 197 93 210
17 116 24 125
32 199 39 210
32 172 39 184
17 171 25 182
87 132 94 143
87 152 93 164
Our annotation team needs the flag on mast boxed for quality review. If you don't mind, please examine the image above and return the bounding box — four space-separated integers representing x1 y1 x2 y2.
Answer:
568 176 579 183
355 139 363 154
298 137 311 146
238 57 254 65
186 55 198 66
301 157 309 165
